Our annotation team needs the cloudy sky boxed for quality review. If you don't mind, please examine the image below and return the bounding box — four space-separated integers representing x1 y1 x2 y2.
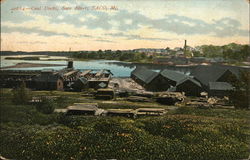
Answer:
1 0 249 51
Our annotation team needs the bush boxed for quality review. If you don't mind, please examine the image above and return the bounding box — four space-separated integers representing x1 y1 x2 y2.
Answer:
1 112 249 160
11 82 31 105
229 71 250 109
54 96 74 108
36 97 55 114
0 104 59 126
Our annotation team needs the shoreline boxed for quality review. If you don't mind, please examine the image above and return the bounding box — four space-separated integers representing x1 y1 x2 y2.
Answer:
1 62 66 69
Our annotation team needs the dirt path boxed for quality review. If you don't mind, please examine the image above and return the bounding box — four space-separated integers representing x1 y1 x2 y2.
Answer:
109 77 144 91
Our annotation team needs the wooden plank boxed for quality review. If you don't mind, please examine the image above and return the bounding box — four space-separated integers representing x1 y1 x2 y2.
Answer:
80 70 92 77
95 69 104 77
63 70 78 77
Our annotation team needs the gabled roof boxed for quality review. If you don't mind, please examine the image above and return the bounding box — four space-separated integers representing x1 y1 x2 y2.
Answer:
190 65 244 86
160 69 187 83
167 86 176 92
208 82 234 91
78 77 88 84
131 67 159 84
35 73 62 82
176 77 202 87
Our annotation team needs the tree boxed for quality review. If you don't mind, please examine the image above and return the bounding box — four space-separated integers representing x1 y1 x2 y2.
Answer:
193 50 201 57
201 45 223 58
229 71 250 109
11 82 31 105
36 96 56 114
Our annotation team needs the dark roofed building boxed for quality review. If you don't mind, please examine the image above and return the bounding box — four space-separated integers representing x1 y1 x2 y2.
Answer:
34 70 64 90
131 67 159 86
217 69 238 83
147 69 188 91
131 68 189 92
190 65 245 90
176 77 203 96
160 69 188 86
191 65 226 87
208 82 234 97
87 69 112 89
131 67 177 91
73 77 89 91
131 65 246 95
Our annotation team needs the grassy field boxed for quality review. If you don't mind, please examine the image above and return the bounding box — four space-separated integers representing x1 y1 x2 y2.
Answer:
0 88 249 160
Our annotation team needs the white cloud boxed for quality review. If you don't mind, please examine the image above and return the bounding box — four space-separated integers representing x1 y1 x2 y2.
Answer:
57 15 64 20
124 19 132 25
86 14 98 20
109 20 120 28
181 21 196 27
79 17 86 22
1 0 249 51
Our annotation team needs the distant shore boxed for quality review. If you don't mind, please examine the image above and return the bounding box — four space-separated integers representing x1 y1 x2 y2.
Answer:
4 55 69 61
0 62 66 69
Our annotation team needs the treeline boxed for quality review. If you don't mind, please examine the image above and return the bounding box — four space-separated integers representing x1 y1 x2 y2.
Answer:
2 43 249 62
193 43 250 61
71 50 152 62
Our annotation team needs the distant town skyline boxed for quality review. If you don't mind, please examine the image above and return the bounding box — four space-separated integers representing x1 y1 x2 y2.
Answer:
1 0 249 51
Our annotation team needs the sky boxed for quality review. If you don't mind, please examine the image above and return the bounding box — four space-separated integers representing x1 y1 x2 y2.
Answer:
1 0 249 51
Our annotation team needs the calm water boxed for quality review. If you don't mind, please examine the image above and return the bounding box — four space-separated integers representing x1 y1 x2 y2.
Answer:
1 55 209 77
0 56 135 77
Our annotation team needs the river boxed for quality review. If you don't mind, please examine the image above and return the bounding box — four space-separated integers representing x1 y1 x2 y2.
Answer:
1 55 211 77
1 56 135 77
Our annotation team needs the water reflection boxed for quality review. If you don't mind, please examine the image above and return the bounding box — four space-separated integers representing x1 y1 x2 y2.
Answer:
1 56 135 77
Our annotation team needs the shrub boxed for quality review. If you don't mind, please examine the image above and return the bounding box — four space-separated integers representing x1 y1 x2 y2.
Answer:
11 82 31 105
0 104 59 126
54 96 74 108
36 97 55 114
229 70 250 109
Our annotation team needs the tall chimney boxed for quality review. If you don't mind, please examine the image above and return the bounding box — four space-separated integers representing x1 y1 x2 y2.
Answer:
184 40 187 55
67 61 73 68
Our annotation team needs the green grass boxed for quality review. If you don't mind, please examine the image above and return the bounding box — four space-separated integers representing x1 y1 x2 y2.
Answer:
98 100 177 110
0 89 250 160
170 107 250 119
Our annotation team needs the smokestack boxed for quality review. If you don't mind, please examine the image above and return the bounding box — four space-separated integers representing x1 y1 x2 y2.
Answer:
184 40 187 55
67 61 73 68
184 40 187 49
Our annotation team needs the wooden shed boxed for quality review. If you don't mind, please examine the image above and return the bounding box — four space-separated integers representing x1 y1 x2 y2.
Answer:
145 69 188 92
95 88 115 100
34 70 64 90
217 69 238 83
208 82 234 97
131 68 189 92
73 77 89 91
131 67 159 90
190 65 243 91
88 69 112 89
131 67 172 91
66 105 97 116
176 77 203 97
